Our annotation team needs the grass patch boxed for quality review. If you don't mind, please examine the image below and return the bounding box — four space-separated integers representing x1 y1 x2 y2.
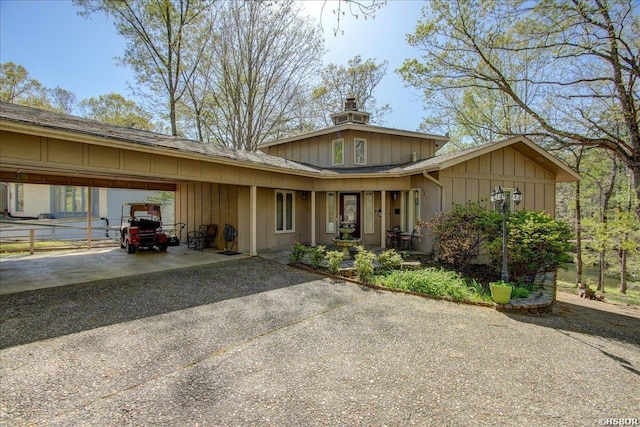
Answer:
557 280 640 306
372 267 492 303
0 240 117 255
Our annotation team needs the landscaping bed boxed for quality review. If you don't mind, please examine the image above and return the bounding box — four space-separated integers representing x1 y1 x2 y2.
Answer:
288 243 540 308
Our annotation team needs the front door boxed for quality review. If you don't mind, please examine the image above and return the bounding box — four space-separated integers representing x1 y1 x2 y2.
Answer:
339 193 360 238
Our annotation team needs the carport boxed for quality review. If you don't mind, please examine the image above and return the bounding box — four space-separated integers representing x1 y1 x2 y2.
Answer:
0 102 317 256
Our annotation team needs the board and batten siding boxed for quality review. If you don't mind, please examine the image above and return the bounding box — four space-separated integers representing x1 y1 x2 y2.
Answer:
262 130 438 168
439 146 556 216
175 182 239 251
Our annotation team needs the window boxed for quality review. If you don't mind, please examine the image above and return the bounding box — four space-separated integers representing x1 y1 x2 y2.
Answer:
52 186 86 214
332 139 344 166
275 190 294 233
354 138 367 165
364 192 374 234
326 192 336 233
15 184 24 212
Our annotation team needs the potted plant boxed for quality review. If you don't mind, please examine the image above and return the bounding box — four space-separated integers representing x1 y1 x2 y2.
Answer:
489 280 512 304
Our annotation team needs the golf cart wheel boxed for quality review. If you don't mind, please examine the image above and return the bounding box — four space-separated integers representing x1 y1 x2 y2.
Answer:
159 245 168 252
126 241 136 254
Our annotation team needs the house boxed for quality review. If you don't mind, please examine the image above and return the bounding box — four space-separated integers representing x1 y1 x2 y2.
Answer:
0 100 579 255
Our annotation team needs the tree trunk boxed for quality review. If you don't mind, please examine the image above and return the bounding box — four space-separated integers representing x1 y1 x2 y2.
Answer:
620 248 627 294
597 156 619 293
575 183 583 286
574 152 583 287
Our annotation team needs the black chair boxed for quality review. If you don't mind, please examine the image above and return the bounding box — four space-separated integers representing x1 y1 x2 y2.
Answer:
187 224 218 250
386 225 401 249
400 229 420 251
203 224 218 249
222 224 238 253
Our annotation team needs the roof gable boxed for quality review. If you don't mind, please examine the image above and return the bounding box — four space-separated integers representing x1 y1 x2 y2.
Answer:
404 136 580 182
258 122 449 149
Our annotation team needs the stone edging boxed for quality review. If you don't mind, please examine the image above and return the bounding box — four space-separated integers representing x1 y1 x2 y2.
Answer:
289 262 556 314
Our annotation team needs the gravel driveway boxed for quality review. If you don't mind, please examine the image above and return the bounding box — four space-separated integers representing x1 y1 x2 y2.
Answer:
1 257 639 426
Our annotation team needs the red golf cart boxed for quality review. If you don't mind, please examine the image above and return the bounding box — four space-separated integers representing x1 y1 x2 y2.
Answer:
120 203 168 254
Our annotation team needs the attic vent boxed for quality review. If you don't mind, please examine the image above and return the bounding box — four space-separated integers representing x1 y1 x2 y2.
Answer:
353 114 363 123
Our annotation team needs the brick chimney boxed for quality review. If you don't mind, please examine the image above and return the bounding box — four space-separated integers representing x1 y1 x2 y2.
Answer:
330 97 371 126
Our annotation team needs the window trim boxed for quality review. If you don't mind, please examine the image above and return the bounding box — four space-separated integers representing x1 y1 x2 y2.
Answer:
364 191 374 234
275 190 295 234
332 138 344 166
354 137 367 165
326 192 336 233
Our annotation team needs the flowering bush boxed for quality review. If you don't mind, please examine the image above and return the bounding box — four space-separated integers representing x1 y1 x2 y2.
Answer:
419 203 501 271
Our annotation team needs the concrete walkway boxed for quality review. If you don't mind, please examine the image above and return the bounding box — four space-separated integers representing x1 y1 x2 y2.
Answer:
0 244 250 294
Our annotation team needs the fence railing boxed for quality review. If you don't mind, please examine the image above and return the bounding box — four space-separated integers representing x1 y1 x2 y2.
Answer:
0 219 120 254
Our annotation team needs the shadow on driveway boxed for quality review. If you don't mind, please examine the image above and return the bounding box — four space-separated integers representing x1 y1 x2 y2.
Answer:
0 257 322 349
505 293 640 349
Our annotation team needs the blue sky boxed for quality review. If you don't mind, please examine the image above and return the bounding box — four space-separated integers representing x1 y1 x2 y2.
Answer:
0 0 429 132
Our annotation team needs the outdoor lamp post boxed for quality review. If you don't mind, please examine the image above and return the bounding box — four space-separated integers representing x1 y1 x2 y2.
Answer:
490 186 523 282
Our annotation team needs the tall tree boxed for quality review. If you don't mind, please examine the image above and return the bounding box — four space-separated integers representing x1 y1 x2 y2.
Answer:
204 0 324 150
312 55 391 126
0 62 46 105
399 0 640 219
0 62 77 113
75 0 215 137
79 93 155 130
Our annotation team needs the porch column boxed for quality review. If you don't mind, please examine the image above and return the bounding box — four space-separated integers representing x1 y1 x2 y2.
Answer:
311 191 316 246
87 186 92 249
381 190 387 248
250 185 257 256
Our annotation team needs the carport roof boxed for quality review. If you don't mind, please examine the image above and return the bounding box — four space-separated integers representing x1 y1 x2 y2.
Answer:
0 102 322 175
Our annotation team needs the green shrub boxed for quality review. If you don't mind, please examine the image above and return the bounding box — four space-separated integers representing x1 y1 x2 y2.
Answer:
420 203 501 271
377 249 403 270
354 245 376 282
373 267 490 302
308 245 326 269
488 210 573 284
511 286 530 299
326 250 344 274
289 241 308 263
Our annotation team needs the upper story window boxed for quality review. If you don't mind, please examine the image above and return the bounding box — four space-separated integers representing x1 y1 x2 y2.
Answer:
354 138 367 165
332 138 344 166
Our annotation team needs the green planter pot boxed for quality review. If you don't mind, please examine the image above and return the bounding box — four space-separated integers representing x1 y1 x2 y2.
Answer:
490 283 512 304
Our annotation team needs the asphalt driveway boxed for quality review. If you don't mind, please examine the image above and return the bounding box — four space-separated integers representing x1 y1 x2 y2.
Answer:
1 257 639 426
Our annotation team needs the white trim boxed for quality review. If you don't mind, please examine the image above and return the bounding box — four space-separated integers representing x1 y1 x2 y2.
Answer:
332 139 344 166
354 137 367 165
326 192 336 233
275 189 295 233
364 191 374 234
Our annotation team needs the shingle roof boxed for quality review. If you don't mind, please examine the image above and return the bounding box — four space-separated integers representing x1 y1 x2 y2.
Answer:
0 101 321 174
1 102 578 182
